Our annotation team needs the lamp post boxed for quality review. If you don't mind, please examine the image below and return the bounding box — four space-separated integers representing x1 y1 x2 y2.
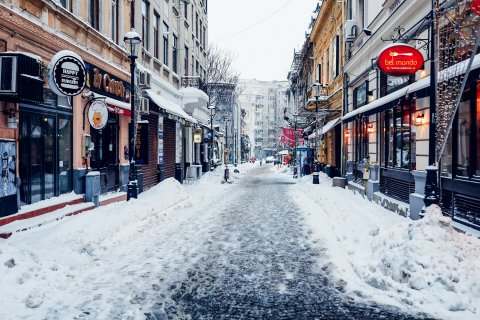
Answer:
293 113 299 178
312 82 322 171
208 105 216 170
124 28 142 201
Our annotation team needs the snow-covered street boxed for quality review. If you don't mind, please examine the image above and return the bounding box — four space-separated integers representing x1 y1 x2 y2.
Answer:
1 163 479 319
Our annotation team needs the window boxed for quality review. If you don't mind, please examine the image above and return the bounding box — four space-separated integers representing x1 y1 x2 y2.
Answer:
354 118 369 163
153 12 160 58
142 0 150 51
200 20 203 45
333 35 340 78
163 22 169 66
203 26 207 48
383 99 415 170
89 0 99 30
184 46 189 76
317 64 322 84
184 1 188 20
195 60 199 76
111 0 119 43
353 81 368 108
60 0 73 12
195 13 199 38
441 80 480 179
173 35 178 73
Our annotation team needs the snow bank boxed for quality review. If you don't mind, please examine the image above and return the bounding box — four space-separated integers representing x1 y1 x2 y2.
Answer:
355 205 480 316
0 164 256 319
289 171 480 320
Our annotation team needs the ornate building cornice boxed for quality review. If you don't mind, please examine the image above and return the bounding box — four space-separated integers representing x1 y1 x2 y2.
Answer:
0 5 130 82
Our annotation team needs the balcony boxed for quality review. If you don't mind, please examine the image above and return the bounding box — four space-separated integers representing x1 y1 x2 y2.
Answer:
181 76 207 94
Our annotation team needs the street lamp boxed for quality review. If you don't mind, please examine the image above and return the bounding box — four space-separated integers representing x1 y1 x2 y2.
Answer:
124 28 142 200
312 82 327 172
208 105 216 170
293 113 299 178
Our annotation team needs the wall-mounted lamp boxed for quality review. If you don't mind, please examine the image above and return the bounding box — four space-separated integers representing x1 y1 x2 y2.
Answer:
415 113 424 125
3 109 17 129
367 123 374 133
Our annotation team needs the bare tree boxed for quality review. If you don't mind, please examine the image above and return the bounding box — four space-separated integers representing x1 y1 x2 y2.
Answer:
205 44 241 115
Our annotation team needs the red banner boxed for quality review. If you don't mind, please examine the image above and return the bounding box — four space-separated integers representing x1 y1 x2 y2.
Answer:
282 128 304 140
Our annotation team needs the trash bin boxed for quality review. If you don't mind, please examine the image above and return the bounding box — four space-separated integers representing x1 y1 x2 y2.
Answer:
312 172 319 184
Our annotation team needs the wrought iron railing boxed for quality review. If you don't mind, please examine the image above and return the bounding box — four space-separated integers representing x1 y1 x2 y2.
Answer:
181 76 207 94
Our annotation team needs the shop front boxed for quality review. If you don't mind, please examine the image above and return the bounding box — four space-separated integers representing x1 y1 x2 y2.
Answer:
440 67 480 228
78 63 131 194
19 94 73 205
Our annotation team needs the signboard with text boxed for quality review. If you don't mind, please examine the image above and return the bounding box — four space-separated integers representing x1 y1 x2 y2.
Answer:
48 50 86 96
377 44 424 76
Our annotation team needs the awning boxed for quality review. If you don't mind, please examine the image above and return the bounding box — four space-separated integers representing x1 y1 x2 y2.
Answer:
90 92 131 116
308 117 342 139
146 89 197 124
343 53 480 123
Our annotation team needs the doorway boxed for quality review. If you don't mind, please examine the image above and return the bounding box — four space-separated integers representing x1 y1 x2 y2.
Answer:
90 115 119 193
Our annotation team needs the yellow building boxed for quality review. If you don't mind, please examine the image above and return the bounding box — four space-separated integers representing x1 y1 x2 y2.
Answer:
308 0 345 177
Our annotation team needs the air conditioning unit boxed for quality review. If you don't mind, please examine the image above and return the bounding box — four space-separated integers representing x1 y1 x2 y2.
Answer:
344 20 358 42
139 71 151 88
0 56 18 94
139 97 150 114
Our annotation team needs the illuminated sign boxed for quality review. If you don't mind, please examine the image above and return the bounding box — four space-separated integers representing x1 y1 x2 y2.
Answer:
377 44 424 76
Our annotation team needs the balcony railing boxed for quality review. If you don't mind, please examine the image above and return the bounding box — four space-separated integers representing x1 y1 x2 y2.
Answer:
181 76 207 94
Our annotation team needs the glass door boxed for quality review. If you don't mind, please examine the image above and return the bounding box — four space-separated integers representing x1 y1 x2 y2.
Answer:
20 113 56 205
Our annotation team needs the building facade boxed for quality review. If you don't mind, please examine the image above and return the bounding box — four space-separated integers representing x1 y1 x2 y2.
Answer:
287 0 480 230
0 0 210 218
238 79 289 159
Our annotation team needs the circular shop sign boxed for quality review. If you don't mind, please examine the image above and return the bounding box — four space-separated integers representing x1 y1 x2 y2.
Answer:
88 100 109 130
48 50 86 96
377 44 424 77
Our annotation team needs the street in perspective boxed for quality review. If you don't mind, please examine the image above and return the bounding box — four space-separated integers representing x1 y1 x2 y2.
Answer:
1 0 480 319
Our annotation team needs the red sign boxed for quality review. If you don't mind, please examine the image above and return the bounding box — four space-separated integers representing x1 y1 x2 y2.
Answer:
472 0 480 15
377 44 424 76
281 128 304 140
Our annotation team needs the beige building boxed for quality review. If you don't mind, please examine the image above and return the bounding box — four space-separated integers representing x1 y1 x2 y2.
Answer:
0 0 209 218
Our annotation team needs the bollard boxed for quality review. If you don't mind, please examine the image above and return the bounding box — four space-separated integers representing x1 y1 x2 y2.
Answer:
312 172 319 184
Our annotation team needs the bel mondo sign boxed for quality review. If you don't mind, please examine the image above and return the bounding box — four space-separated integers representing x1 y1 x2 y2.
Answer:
48 50 86 96
377 44 424 77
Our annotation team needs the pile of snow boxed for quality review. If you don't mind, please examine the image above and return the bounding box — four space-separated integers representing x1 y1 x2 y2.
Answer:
0 164 256 319
289 171 480 320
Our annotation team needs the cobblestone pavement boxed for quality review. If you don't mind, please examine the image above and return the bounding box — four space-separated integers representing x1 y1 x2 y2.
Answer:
149 166 436 320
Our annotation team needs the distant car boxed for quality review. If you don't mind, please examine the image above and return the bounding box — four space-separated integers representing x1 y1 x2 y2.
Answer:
265 156 275 163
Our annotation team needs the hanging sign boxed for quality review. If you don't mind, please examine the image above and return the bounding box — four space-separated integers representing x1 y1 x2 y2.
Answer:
472 0 480 15
48 50 86 96
194 128 203 143
377 44 424 76
88 100 109 130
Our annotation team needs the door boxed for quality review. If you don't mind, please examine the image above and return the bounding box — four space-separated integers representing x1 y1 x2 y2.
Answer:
20 113 56 205
90 116 119 193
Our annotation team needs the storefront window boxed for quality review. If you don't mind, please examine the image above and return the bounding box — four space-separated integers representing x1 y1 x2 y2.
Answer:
58 117 72 194
384 99 414 170
441 130 453 178
476 82 480 177
456 98 471 177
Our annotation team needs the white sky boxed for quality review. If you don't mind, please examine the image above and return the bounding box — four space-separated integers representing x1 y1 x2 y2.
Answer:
208 0 319 81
